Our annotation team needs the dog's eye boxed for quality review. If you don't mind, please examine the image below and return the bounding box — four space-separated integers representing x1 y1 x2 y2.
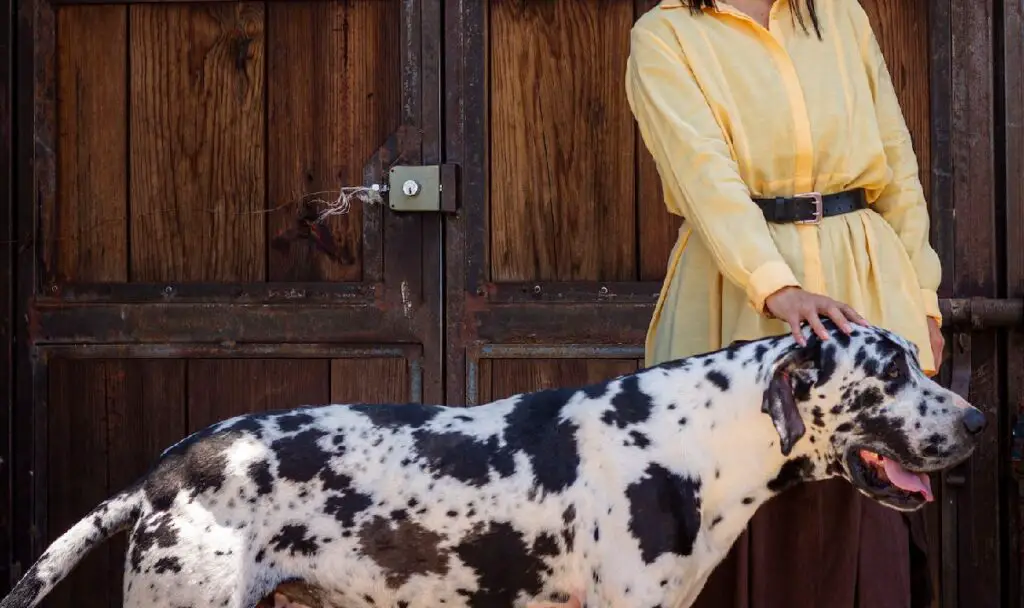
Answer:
885 360 901 379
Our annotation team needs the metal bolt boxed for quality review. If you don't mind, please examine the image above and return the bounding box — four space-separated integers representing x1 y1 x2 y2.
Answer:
598 286 609 296
402 180 420 196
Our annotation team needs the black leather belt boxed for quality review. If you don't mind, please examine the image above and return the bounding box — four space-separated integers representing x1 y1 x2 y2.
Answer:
753 189 868 224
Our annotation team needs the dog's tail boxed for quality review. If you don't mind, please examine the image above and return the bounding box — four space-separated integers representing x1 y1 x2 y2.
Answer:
0 486 143 608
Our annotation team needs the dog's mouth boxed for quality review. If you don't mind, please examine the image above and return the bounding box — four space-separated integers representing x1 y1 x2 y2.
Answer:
845 447 934 509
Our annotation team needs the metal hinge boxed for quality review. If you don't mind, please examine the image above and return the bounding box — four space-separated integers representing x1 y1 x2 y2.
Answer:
385 164 459 214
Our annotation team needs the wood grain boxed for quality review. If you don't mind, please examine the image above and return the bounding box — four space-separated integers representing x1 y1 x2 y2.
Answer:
129 3 265 282
45 360 112 608
330 358 408 404
488 358 638 401
104 359 187 605
48 6 127 283
490 0 636 282
861 0 931 202
266 1 400 282
1003 0 1024 602
187 359 330 431
949 0 1000 604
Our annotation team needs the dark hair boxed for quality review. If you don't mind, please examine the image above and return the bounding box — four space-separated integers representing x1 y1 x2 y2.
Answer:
686 1 821 39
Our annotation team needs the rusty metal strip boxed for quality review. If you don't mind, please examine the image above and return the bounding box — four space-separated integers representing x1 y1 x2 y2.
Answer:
35 343 421 361
477 344 645 359
38 282 377 304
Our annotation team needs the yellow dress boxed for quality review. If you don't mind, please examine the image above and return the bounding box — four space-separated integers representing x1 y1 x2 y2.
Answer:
627 0 942 375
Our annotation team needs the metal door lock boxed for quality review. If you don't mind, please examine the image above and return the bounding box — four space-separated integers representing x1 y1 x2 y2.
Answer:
386 165 459 213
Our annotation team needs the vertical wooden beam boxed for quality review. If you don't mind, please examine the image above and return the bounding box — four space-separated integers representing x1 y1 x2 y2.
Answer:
949 0 1000 605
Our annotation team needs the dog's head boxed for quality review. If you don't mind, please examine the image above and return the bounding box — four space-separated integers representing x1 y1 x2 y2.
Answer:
760 322 984 511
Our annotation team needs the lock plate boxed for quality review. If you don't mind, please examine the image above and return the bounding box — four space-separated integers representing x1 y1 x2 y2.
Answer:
388 165 441 212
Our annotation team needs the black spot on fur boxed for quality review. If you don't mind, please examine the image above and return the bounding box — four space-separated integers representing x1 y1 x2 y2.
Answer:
706 370 731 391
582 382 611 400
271 428 329 484
321 469 373 527
145 432 241 510
3 571 44 606
270 524 320 557
350 403 441 428
129 512 179 572
811 406 825 428
358 516 450 587
276 412 315 433
629 430 651 448
625 464 702 564
412 430 510 486
502 390 581 494
153 556 183 574
847 387 884 412
247 460 274 496
815 344 838 387
454 522 551 607
767 456 814 493
602 376 655 429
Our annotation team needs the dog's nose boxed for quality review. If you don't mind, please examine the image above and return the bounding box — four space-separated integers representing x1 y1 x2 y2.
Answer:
961 408 987 436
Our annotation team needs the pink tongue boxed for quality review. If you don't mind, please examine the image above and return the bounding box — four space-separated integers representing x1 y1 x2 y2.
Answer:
882 459 934 502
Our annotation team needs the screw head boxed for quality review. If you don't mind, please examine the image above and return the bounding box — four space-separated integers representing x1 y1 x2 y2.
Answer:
402 180 420 196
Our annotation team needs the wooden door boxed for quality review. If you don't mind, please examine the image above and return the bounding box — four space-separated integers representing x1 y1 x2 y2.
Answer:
9 1 442 605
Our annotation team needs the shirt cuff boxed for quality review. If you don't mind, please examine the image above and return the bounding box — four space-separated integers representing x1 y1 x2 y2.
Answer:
921 288 942 326
747 261 801 315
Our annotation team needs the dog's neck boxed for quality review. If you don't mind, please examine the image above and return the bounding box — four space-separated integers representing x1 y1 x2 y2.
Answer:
633 338 825 541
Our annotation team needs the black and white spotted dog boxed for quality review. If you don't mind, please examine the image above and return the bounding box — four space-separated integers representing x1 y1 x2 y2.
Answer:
2 322 985 608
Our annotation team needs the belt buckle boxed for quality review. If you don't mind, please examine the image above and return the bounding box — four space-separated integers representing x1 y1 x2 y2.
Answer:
794 192 823 225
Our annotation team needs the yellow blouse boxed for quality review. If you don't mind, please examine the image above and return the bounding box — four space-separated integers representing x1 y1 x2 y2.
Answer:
627 0 943 374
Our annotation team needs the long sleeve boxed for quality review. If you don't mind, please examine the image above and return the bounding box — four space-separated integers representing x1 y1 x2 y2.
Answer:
857 11 944 323
626 27 799 315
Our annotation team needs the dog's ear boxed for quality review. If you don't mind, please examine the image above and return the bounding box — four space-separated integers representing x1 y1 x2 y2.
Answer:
761 341 820 456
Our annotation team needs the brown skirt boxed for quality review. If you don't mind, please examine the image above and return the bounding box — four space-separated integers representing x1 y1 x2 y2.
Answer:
691 478 933 608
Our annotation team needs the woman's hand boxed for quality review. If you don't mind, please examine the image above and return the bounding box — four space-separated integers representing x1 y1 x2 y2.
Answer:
927 317 944 368
764 286 868 345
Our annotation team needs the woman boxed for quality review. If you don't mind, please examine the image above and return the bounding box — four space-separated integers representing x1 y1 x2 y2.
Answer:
626 1 943 607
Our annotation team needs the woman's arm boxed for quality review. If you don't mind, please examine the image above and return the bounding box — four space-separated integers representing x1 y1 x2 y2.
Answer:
855 7 944 325
625 26 800 316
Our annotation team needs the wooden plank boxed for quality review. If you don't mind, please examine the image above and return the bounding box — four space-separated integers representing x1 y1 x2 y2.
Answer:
265 0 400 282
128 3 265 282
330 358 408 404
489 0 635 282
187 359 329 431
0 0 12 588
45 359 110 608
489 358 638 401
861 0 931 201
633 0 681 282
949 0 1000 605
1003 0 1024 603
46 6 127 284
104 359 186 606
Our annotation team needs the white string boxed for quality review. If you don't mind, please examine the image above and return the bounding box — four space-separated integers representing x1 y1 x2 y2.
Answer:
301 185 384 222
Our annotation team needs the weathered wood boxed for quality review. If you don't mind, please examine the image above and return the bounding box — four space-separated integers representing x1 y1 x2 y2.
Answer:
104 360 187 605
129 3 265 282
488 358 639 401
1003 0 1024 603
633 0 681 282
490 0 635 282
266 1 400 283
187 359 330 431
330 358 408 404
949 0 1000 605
47 6 127 284
0 0 12 588
46 359 112 608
